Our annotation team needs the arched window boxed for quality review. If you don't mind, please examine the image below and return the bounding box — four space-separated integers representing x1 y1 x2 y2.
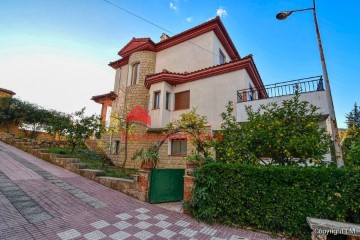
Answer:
131 63 140 85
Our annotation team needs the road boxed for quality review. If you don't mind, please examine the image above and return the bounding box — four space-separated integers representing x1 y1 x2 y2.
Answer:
0 141 273 240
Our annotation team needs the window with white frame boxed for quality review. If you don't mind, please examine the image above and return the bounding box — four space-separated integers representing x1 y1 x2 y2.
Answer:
219 49 226 64
154 91 160 109
165 92 171 110
170 139 187 155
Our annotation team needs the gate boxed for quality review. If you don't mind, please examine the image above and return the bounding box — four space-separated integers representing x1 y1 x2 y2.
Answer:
149 169 185 203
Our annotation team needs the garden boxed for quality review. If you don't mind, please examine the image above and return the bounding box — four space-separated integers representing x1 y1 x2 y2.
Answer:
44 146 137 179
1 92 360 239
182 94 360 239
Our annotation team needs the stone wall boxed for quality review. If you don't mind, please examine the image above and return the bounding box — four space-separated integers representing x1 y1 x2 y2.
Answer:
98 129 188 169
1 136 151 202
96 171 150 202
100 50 190 169
0 126 55 140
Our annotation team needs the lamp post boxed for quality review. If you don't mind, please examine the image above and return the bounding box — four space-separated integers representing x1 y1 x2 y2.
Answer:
276 0 344 167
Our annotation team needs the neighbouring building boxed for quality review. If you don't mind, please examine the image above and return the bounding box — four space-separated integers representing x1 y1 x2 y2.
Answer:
0 87 16 134
0 87 15 98
92 17 336 168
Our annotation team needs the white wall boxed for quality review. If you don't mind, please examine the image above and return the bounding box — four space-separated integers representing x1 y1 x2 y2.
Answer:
149 69 254 130
155 31 230 74
212 31 230 65
112 65 129 113
236 91 330 122
148 82 162 128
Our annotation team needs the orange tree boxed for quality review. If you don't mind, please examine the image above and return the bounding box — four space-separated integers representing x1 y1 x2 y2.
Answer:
215 92 331 166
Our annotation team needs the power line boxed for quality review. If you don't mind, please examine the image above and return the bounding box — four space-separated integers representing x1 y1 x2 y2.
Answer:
102 0 220 57
103 0 173 35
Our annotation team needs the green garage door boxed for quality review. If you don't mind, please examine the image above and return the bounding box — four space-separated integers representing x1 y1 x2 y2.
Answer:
149 169 185 203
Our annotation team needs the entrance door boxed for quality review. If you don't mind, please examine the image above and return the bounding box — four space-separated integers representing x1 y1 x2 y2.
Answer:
149 169 185 203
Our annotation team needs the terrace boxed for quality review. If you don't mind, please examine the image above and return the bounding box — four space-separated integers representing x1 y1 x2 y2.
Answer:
236 76 330 122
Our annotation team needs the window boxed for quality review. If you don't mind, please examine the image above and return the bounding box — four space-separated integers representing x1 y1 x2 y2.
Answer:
114 70 121 91
171 139 187 155
165 92 171 110
153 91 160 109
219 49 226 64
174 90 190 110
113 140 120 154
131 63 140 85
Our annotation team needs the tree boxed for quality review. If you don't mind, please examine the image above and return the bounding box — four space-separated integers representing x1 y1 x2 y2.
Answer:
346 103 360 128
217 93 331 166
213 102 258 164
166 109 213 160
132 109 214 168
45 110 72 139
99 86 137 169
0 97 26 132
21 102 51 138
346 140 360 167
106 110 136 168
341 126 360 167
64 108 102 154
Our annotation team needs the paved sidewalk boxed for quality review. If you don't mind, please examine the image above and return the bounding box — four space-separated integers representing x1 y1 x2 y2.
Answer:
0 141 274 240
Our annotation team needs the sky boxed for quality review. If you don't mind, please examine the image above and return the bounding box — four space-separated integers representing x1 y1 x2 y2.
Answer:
0 0 359 128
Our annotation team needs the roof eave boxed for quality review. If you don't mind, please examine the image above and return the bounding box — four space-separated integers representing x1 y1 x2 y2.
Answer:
91 91 118 103
145 56 263 89
0 88 16 96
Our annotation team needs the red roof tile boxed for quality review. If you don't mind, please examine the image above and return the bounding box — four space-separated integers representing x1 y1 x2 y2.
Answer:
0 88 15 96
91 91 117 104
109 17 240 69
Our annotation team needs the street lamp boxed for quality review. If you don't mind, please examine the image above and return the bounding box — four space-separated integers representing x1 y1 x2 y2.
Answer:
276 0 344 167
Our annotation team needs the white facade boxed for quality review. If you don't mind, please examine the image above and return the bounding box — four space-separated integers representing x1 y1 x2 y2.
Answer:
155 31 230 73
149 69 255 130
111 28 250 131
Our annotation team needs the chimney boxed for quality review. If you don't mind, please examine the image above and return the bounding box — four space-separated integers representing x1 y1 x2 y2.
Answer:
160 33 170 41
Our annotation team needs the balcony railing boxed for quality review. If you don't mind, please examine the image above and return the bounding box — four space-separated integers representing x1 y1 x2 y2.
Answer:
237 76 324 103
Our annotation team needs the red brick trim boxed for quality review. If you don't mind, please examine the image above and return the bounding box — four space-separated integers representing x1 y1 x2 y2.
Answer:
144 56 267 98
109 17 240 69
109 57 129 69
91 91 117 104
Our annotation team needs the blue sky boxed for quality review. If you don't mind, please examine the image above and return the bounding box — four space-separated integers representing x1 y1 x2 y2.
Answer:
0 0 359 128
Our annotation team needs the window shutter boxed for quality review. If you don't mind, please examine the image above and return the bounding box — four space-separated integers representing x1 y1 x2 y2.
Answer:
174 91 190 110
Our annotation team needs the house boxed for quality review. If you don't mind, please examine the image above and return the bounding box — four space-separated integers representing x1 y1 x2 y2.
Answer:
0 87 15 98
92 17 336 168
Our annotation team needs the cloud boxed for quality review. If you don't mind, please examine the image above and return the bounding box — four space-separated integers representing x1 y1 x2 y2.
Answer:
169 2 177 11
185 17 193 22
216 8 227 17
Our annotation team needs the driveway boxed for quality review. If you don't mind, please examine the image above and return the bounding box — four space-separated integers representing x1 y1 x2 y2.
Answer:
0 141 273 240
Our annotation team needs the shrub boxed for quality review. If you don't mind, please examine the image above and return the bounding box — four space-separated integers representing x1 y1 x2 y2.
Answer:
189 163 360 239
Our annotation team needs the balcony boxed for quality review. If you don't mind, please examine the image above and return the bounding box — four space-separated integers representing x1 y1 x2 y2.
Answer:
236 76 330 122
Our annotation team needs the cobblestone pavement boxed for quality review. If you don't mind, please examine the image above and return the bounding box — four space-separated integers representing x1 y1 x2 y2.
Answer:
0 141 274 240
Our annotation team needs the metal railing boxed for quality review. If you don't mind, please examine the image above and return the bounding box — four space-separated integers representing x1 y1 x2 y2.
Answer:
237 76 324 103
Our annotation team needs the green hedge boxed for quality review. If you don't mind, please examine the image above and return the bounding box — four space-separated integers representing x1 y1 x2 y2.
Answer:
189 164 360 238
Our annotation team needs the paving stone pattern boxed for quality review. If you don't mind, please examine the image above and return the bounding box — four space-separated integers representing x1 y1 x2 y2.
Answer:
0 170 52 224
0 145 107 209
0 141 275 240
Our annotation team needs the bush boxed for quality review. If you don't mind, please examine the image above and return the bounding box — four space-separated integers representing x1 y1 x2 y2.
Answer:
189 163 360 239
